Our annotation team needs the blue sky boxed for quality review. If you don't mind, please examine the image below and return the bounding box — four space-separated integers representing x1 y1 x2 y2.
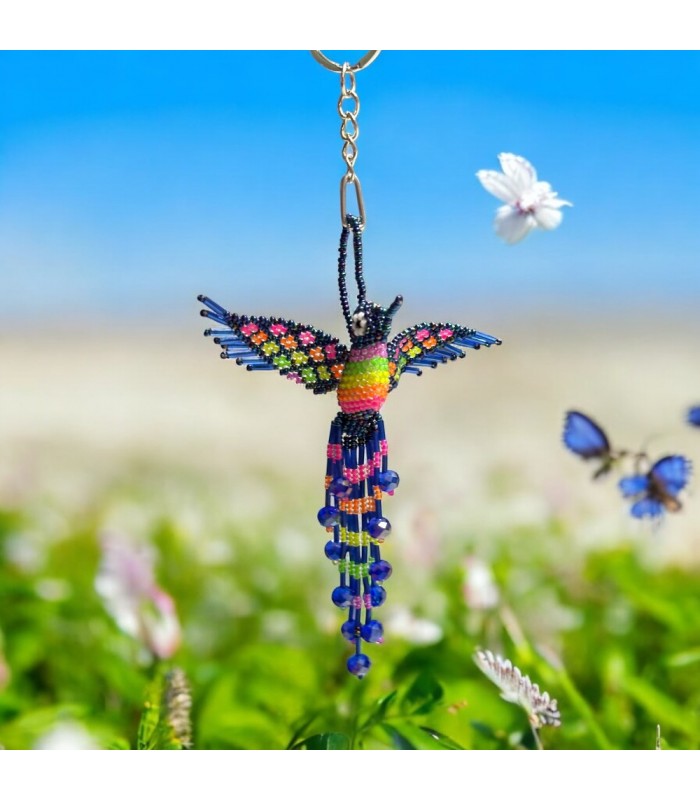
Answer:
1 51 699 323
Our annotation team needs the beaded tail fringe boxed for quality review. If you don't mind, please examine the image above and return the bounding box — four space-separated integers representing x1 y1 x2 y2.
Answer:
319 412 398 678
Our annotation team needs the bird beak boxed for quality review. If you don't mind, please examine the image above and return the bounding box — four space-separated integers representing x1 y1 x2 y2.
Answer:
388 295 403 317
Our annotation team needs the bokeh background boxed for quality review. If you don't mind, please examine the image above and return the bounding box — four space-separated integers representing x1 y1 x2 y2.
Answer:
1 51 699 749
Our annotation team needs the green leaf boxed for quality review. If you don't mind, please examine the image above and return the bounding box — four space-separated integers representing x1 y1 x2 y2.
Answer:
400 672 444 716
286 711 320 749
418 726 465 750
106 737 131 750
296 732 350 750
137 675 164 751
382 721 450 750
666 648 700 669
622 674 698 740
470 720 507 745
615 578 688 632
360 690 398 732
382 722 417 749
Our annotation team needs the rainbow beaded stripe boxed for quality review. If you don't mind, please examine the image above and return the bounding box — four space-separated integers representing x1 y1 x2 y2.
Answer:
337 342 390 413
198 214 501 678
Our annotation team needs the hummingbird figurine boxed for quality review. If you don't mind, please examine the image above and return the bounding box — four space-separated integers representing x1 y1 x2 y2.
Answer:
198 215 501 678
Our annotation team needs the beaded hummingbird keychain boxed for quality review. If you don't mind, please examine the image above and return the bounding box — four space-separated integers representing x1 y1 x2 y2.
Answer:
198 51 501 678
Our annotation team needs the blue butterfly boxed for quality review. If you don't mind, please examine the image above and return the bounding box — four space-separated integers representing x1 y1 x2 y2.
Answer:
687 406 700 427
562 410 616 478
618 455 692 519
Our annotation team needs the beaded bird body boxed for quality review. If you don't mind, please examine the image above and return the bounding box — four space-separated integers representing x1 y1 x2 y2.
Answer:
337 342 390 414
199 215 501 677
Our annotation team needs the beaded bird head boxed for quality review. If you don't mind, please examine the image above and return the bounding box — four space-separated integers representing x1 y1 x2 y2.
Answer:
339 217 403 346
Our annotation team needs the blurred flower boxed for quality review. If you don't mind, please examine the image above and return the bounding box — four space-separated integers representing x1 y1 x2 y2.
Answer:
34 721 100 750
474 649 561 729
0 634 10 692
387 607 442 646
463 556 499 611
95 534 181 660
687 406 700 427
476 153 572 244
404 507 441 573
35 578 71 602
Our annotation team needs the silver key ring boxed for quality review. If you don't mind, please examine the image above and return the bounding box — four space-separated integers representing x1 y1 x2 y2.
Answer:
310 50 381 73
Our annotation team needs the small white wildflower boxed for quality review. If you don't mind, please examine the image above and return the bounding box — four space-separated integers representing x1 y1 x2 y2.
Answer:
463 556 500 611
474 648 561 729
476 153 572 244
33 721 100 750
95 534 181 660
387 607 443 646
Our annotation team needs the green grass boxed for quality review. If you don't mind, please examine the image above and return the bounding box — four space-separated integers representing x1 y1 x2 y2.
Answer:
1 455 698 751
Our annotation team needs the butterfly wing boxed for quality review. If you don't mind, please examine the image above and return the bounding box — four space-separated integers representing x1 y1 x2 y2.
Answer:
618 474 649 498
630 498 664 519
562 411 611 460
199 295 348 394
687 406 700 427
387 323 501 391
649 455 692 498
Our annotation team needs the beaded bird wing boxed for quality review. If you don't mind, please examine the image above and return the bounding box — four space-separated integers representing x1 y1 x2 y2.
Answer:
387 323 501 390
199 295 348 394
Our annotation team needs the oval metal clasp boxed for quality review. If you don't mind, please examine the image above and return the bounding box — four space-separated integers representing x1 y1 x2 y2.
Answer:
340 174 366 229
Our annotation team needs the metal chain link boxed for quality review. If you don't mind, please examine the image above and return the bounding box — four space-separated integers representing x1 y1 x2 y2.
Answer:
338 63 365 229
310 51 380 230
339 64 360 180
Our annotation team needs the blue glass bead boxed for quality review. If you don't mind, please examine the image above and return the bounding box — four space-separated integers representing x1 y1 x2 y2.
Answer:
317 505 340 527
377 470 400 492
369 559 393 581
324 540 343 561
329 477 353 498
361 619 384 643
331 585 353 607
369 585 387 607
341 620 359 641
367 516 392 540
347 653 371 678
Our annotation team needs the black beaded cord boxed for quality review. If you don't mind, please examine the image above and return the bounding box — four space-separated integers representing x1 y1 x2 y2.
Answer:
350 216 366 304
337 224 352 335
337 214 366 337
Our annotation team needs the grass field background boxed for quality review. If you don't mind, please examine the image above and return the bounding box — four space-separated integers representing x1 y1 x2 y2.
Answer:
1 308 699 749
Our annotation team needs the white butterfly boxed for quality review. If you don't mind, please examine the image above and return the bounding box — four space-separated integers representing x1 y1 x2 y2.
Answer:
476 153 572 244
